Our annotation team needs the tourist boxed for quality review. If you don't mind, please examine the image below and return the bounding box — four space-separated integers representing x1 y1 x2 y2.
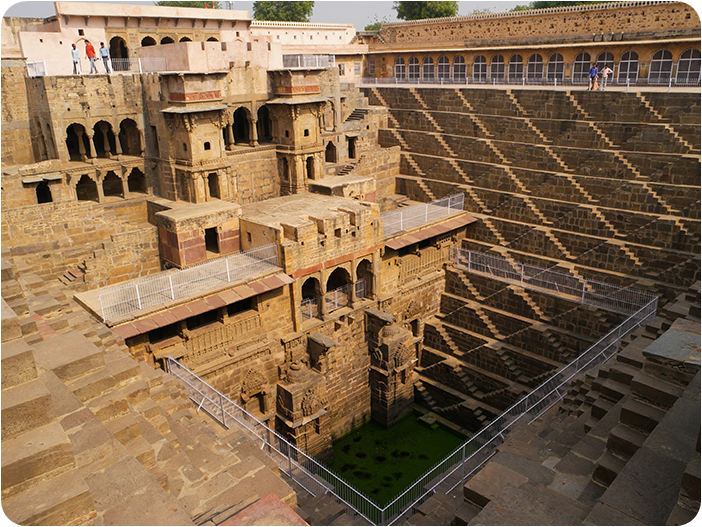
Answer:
71 43 81 74
85 39 98 74
599 65 613 91
99 42 111 74
587 63 598 90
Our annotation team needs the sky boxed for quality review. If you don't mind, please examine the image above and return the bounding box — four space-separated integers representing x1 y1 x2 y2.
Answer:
2 1 524 30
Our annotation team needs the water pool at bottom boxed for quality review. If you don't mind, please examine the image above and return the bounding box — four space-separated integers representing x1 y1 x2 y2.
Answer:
325 408 465 507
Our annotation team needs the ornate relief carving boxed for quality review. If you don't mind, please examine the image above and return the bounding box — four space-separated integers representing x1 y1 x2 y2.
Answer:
241 368 266 401
301 388 327 417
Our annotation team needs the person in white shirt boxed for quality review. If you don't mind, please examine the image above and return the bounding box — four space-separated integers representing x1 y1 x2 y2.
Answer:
71 43 81 74
599 65 613 91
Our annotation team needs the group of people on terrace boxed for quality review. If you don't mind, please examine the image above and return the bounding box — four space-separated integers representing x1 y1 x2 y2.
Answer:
587 63 614 91
71 39 111 75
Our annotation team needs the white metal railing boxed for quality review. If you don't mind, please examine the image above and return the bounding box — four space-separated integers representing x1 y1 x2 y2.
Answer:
358 75 701 91
381 193 464 238
98 244 279 322
301 279 366 321
166 248 657 526
26 57 168 77
282 54 336 69
166 356 381 524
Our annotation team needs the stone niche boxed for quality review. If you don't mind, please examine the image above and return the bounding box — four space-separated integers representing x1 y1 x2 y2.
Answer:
367 308 416 427
276 360 332 461
153 200 242 267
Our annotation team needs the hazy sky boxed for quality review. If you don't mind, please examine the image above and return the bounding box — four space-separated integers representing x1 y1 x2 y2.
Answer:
2 1 523 30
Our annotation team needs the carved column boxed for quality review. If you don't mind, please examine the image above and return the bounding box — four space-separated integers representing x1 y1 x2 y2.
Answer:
121 167 130 199
95 170 105 203
350 259 359 305
98 122 112 158
225 123 234 150
250 117 259 147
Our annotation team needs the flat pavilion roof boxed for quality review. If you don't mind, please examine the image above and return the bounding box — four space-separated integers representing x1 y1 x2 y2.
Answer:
240 194 375 230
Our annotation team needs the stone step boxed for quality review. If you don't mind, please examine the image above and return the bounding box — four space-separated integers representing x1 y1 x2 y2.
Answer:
630 370 684 409
592 450 626 487
606 423 648 460
1 421 75 499
599 377 629 403
1 338 37 390
104 413 143 447
2 465 95 525
1 377 53 441
620 397 666 433
67 369 118 403
607 362 641 387
31 330 105 383
86 379 150 423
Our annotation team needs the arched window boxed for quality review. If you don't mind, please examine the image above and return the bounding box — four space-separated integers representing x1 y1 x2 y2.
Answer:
109 36 129 71
206 37 219 42
618 51 639 82
141 36 156 47
649 49 673 84
356 259 373 299
395 57 406 79
93 121 116 158
572 52 591 82
547 53 564 79
301 277 321 320
676 48 701 84
102 171 123 198
422 56 434 80
597 51 615 70
325 141 336 163
128 168 147 194
179 36 192 42
65 123 90 161
453 55 466 80
233 107 250 144
437 55 450 79
408 56 420 79
119 118 140 156
508 54 523 81
160 36 175 44
326 267 351 312
257 105 273 142
76 174 98 202
473 55 487 81
36 181 52 204
490 54 505 80
527 53 543 80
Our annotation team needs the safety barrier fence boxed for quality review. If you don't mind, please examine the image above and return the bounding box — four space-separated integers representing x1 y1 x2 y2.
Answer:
282 54 336 69
358 75 701 90
381 193 464 238
27 57 168 77
166 248 657 525
301 280 367 320
98 243 279 322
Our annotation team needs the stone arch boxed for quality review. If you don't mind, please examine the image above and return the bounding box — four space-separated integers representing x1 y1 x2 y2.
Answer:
102 171 123 198
65 123 90 161
109 36 129 71
160 36 175 44
301 276 321 320
572 51 591 82
473 55 487 81
527 53 543 80
141 36 157 47
256 105 273 142
676 48 700 83
326 266 351 292
325 141 336 163
356 258 373 299
395 57 406 79
75 174 98 202
547 53 564 79
422 56 434 80
233 107 251 144
128 167 147 194
207 36 219 42
36 181 52 204
93 121 117 158
490 54 505 80
508 54 523 81
179 36 192 42
453 55 466 80
618 50 639 82
119 118 141 156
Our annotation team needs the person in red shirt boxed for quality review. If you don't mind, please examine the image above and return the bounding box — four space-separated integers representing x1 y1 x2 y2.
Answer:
85 40 98 74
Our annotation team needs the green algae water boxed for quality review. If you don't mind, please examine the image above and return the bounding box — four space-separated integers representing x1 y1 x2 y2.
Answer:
326 409 465 508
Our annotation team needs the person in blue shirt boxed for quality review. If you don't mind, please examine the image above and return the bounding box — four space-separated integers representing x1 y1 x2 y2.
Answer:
588 63 599 90
99 42 111 74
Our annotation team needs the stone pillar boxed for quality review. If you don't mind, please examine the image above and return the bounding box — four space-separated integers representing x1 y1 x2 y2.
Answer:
85 131 96 161
121 167 130 199
99 122 112 158
225 124 234 151
96 171 105 203
319 269 329 318
291 283 303 333
250 118 259 147
113 130 123 156
75 127 87 161
371 250 381 300
350 259 359 306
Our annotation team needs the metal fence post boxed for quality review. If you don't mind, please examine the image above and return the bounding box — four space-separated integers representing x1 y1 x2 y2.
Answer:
169 275 175 300
220 393 226 427
225 258 231 282
668 77 672 92
521 264 524 286
135 284 142 310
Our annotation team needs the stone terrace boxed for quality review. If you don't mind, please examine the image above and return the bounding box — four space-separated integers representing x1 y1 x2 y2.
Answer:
365 87 701 299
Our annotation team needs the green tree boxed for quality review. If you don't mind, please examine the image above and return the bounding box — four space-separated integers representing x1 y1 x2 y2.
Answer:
364 15 391 31
392 1 458 21
511 1 604 11
252 1 315 22
155 1 219 8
